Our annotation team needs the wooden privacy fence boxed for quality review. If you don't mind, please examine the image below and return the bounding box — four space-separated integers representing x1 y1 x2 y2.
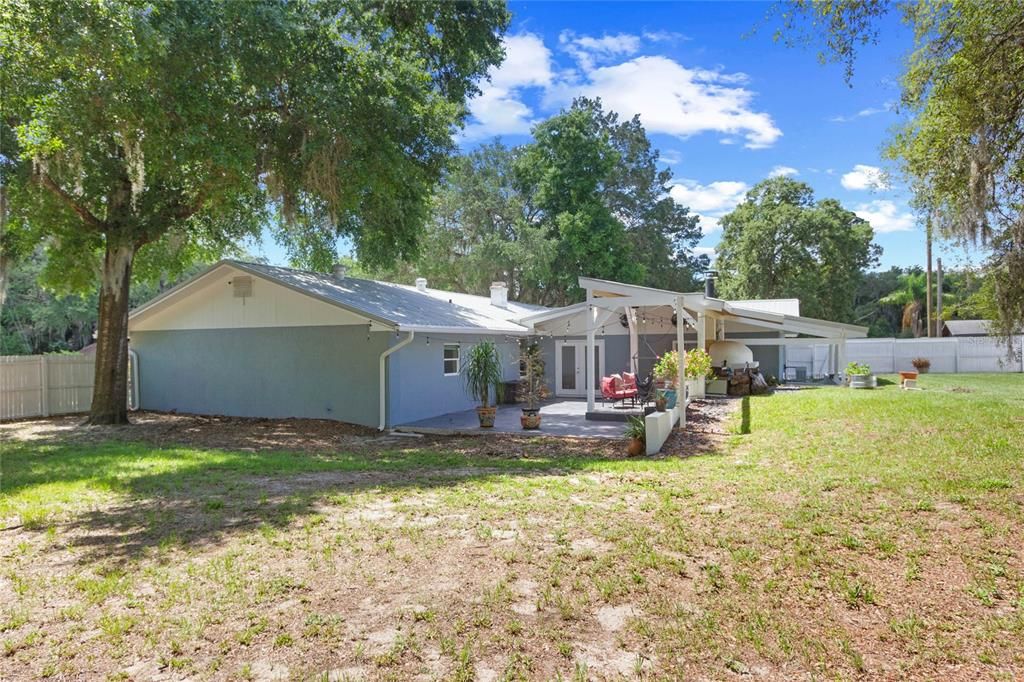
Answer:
0 354 96 420
786 336 1024 378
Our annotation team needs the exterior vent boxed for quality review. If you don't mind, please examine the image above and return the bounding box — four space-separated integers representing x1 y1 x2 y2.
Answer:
232 275 253 298
415 277 427 292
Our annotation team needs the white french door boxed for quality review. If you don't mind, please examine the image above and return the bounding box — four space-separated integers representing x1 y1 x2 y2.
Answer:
554 340 605 397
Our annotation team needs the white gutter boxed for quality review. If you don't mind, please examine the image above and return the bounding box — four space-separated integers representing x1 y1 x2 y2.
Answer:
379 331 415 430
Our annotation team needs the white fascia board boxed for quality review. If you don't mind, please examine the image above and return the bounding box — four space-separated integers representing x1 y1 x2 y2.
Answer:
396 324 531 336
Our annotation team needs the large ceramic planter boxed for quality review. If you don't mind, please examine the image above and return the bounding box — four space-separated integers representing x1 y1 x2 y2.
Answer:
661 389 678 410
685 377 706 400
520 408 541 430
627 438 645 457
476 406 497 428
849 373 877 389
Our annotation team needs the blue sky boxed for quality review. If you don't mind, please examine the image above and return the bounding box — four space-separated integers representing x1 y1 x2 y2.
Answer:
254 1 980 272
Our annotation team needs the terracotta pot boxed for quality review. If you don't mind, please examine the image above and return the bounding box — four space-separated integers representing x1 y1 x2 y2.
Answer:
476 406 497 428
520 408 541 430
654 397 667 412
627 438 645 457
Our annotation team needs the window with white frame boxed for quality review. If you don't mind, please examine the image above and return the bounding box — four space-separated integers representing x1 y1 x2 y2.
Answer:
443 344 460 375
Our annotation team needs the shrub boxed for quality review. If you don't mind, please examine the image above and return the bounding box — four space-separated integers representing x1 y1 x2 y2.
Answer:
624 415 646 442
684 348 715 380
911 357 931 370
653 349 715 385
846 362 872 376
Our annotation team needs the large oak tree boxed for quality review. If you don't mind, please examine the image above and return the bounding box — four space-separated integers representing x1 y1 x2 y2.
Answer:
716 177 880 322
0 0 509 423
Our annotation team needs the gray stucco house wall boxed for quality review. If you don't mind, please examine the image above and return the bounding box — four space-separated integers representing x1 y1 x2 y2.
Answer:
133 325 386 427
385 335 520 427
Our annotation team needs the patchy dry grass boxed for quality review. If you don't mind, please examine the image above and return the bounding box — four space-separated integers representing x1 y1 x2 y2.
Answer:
1 374 1022 680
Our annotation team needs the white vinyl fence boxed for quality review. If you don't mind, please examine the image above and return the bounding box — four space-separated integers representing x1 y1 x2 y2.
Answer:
785 336 1024 379
1 354 96 420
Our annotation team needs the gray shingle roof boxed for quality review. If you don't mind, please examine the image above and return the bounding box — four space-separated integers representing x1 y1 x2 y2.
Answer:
228 261 540 334
943 319 992 336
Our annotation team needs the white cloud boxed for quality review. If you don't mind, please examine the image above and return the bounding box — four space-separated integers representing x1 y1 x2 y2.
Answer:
841 164 887 190
659 149 683 165
559 31 640 71
463 33 780 149
829 102 893 123
546 56 781 149
462 34 554 140
669 179 749 234
768 165 798 178
490 33 554 90
854 200 916 233
693 246 717 259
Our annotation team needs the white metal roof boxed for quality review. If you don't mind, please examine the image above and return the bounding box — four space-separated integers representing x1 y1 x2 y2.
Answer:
129 261 541 335
520 277 867 339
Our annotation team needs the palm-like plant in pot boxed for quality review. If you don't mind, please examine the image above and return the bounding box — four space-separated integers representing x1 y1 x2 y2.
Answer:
462 341 504 428
516 343 549 429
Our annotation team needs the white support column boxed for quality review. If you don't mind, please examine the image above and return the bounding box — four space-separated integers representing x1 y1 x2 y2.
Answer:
837 335 847 381
676 296 686 429
626 306 638 374
586 290 595 413
696 312 706 353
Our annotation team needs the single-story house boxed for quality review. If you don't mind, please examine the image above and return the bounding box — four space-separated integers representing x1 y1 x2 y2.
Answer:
128 261 866 429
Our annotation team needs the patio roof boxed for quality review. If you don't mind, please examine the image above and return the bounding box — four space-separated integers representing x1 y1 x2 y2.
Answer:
518 277 867 340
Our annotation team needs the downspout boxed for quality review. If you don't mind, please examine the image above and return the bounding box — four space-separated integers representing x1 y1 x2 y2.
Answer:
128 348 140 411
379 330 415 431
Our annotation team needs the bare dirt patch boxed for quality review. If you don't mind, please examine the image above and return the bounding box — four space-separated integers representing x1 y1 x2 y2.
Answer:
0 400 736 460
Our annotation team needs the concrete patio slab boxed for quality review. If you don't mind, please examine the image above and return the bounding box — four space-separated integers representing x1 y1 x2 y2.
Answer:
394 399 642 439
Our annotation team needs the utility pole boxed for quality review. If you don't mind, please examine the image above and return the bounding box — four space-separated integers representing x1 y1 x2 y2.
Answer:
936 257 944 337
925 218 933 338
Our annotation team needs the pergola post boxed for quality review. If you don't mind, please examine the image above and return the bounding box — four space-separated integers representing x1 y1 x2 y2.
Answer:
837 333 847 381
586 289 595 413
676 296 686 429
696 312 706 353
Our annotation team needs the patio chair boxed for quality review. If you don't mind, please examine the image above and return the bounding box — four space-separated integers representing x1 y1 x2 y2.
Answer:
601 374 638 407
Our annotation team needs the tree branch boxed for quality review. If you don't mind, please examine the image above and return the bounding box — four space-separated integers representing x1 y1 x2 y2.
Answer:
35 172 105 231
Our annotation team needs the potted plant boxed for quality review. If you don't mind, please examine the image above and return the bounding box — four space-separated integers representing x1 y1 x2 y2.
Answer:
846 361 876 389
911 357 931 373
684 348 714 400
653 350 679 407
654 391 668 412
624 415 645 457
462 341 504 428
516 343 549 429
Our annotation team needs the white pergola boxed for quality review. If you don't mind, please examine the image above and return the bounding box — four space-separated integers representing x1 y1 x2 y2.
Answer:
521 277 868 427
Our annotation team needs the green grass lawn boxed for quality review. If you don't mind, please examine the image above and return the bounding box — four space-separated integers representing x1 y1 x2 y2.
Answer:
1 373 1022 680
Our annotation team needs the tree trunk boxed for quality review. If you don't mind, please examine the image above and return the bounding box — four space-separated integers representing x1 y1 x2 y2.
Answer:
88 240 135 425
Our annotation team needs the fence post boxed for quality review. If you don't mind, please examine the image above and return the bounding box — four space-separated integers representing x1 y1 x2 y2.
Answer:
953 338 960 373
39 355 50 417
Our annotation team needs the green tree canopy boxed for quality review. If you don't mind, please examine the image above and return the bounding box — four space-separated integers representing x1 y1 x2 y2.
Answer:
773 0 1024 339
0 0 509 423
715 177 880 322
367 98 706 306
